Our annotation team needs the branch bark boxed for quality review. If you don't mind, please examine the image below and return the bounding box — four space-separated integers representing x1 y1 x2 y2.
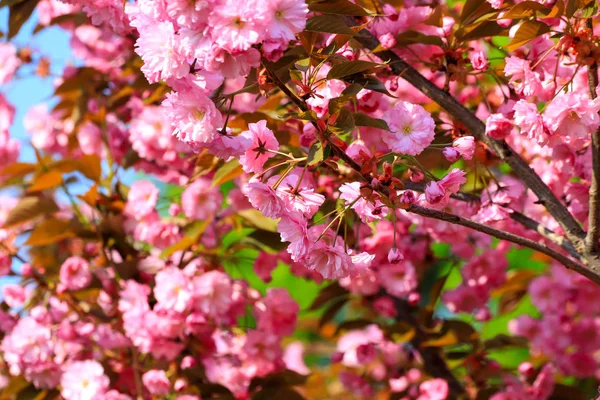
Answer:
585 22 600 253
344 17 586 250
407 205 600 285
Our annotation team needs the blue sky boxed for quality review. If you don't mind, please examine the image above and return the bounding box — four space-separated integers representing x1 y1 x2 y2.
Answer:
0 9 72 291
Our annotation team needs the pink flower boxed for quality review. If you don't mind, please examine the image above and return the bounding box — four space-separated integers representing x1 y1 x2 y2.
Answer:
418 378 449 400
61 361 110 400
191 271 233 317
154 267 191 313
504 56 544 98
210 0 268 52
2 284 27 308
381 101 435 155
181 177 223 220
513 100 551 144
142 370 170 395
387 248 404 264
470 51 489 70
265 0 308 42
306 242 355 279
544 92 600 150
283 341 310 375
378 262 418 298
278 212 311 261
485 113 513 140
163 88 224 151
134 21 189 83
442 147 460 162
0 93 15 133
59 256 92 291
424 181 445 204
239 120 279 174
339 371 373 398
274 174 325 218
339 182 388 222
254 288 299 337
245 180 286 219
0 43 21 84
452 136 475 160
125 180 159 220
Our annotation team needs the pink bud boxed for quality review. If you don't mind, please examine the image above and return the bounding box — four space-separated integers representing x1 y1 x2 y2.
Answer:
475 307 491 321
470 51 489 71
174 378 187 392
518 362 535 377
356 343 377 364
443 147 460 162
20 263 33 277
168 203 181 216
409 169 424 182
425 181 445 204
407 368 422 382
408 292 421 306
331 351 344 363
452 136 475 160
388 248 404 264
379 33 397 49
398 191 414 207
373 297 397 318
485 113 512 140
181 356 197 369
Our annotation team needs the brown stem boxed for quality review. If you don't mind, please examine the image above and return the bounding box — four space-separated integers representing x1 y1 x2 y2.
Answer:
403 182 580 259
585 19 600 253
344 16 586 250
407 205 600 285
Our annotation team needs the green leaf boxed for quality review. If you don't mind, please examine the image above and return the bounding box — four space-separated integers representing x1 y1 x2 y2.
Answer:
307 142 324 166
353 113 389 130
212 159 243 187
305 15 356 36
308 0 370 15
326 60 383 80
505 20 550 52
309 282 348 310
8 0 37 38
238 209 278 232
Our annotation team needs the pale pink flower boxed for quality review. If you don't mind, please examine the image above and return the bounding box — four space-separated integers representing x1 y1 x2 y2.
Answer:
239 120 279 174
339 371 374 398
274 174 325 217
191 271 233 317
142 370 170 395
134 21 189 83
0 43 21 84
337 324 383 367
278 212 311 261
504 56 544 98
283 341 310 375
452 136 475 160
264 0 309 42
254 288 299 337
0 94 15 133
513 100 551 144
59 256 92 291
381 101 436 155
2 284 27 308
339 182 388 222
181 177 223 220
485 113 513 140
125 180 159 220
154 267 191 313
61 361 110 400
306 242 355 279
210 0 268 52
378 262 418 298
544 92 600 150
163 88 223 151
245 180 286 219
470 51 489 70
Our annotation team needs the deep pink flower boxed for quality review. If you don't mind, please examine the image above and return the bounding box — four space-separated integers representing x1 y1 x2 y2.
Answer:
61 360 110 400
59 256 92 291
418 378 449 400
381 101 435 155
239 120 279 174
254 288 299 337
544 92 600 150
470 51 489 70
485 113 513 140
142 370 170 395
278 212 311 261
513 100 551 145
191 271 233 317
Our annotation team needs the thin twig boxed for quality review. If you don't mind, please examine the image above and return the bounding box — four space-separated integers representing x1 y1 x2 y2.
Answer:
407 205 600 285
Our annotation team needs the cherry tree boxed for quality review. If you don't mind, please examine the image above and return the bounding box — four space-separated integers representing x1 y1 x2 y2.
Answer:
0 0 600 399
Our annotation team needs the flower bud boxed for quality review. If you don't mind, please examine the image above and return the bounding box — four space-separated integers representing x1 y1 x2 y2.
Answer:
443 147 460 162
388 248 404 264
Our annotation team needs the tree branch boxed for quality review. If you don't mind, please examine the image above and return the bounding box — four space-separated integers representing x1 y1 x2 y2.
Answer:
344 17 586 250
407 205 600 285
585 20 600 253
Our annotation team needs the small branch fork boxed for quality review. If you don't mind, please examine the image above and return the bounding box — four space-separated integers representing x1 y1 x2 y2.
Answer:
261 24 600 284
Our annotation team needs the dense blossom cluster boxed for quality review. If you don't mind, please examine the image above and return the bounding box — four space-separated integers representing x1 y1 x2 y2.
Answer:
0 0 600 398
